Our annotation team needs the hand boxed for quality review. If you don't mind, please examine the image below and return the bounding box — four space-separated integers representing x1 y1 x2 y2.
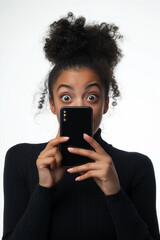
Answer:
36 126 69 188
67 133 120 196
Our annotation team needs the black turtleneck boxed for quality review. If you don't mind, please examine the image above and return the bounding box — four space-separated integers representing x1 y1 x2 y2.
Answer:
2 128 160 240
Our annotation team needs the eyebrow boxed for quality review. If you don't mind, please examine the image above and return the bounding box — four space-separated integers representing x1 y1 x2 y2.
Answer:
57 83 101 92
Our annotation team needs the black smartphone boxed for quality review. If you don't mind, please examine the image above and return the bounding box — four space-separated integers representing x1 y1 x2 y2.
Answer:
59 106 94 168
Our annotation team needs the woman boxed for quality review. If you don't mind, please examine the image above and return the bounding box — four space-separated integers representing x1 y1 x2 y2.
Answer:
2 12 160 240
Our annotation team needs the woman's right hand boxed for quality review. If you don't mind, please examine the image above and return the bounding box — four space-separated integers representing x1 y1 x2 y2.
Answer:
36 126 70 188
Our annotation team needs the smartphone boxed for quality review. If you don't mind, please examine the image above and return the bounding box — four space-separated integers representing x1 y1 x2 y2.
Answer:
59 106 94 168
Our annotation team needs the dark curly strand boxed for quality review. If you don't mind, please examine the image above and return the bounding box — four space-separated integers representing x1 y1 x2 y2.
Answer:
35 12 123 111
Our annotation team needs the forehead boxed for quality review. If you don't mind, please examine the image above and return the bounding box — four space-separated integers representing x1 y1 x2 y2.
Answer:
55 67 102 87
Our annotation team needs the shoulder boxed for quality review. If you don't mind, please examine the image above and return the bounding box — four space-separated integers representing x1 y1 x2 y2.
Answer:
108 144 156 189
6 141 49 152
3 142 49 181
5 141 49 165
113 142 152 162
100 139 153 172
109 144 154 176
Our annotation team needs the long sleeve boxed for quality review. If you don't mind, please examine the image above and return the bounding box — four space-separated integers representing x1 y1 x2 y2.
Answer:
1 132 160 240
1 145 57 240
104 155 160 240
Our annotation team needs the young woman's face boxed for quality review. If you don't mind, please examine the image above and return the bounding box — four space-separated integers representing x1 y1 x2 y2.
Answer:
49 67 109 135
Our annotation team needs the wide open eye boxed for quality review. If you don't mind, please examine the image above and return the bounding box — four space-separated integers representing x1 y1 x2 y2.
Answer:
61 94 71 102
87 94 98 101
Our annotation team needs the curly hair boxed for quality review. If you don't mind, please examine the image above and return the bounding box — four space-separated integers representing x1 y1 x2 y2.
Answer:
35 12 123 113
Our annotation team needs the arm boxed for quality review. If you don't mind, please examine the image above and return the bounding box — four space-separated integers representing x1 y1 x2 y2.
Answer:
1 144 57 240
104 155 160 240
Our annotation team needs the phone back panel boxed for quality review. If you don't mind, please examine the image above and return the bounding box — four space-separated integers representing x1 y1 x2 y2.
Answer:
59 106 94 167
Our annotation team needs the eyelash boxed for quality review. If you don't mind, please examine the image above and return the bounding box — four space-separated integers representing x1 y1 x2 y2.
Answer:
60 93 98 102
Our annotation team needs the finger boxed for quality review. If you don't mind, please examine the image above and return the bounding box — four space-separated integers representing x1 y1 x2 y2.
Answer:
67 162 101 173
41 146 59 158
54 149 63 167
75 169 103 181
67 146 105 162
37 156 55 169
50 161 56 170
41 147 63 167
83 133 107 155
45 136 69 151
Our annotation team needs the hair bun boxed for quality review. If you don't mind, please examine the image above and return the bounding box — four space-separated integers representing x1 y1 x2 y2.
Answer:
43 12 123 68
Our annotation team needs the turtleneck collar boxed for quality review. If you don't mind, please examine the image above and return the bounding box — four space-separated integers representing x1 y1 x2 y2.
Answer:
93 128 102 141
92 128 113 154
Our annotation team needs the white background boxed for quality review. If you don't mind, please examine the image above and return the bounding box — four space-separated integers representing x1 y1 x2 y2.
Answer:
0 0 160 237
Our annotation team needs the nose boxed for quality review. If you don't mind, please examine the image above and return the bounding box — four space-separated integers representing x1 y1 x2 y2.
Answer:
72 99 87 107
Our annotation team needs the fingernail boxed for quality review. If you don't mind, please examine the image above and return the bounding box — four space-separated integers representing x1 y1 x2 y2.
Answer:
63 137 70 140
68 147 74 151
75 176 81 181
83 133 89 138
67 168 73 172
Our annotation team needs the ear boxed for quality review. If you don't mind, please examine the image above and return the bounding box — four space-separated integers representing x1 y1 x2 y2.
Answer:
49 97 56 115
103 98 109 114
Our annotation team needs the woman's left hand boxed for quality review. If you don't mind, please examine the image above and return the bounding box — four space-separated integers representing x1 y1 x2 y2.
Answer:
67 133 121 196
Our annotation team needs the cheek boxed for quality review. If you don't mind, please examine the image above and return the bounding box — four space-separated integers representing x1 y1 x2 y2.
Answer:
51 94 62 121
92 107 103 131
56 112 60 123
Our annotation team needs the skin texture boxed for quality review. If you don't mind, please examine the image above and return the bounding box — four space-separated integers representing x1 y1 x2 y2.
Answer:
47 67 120 195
